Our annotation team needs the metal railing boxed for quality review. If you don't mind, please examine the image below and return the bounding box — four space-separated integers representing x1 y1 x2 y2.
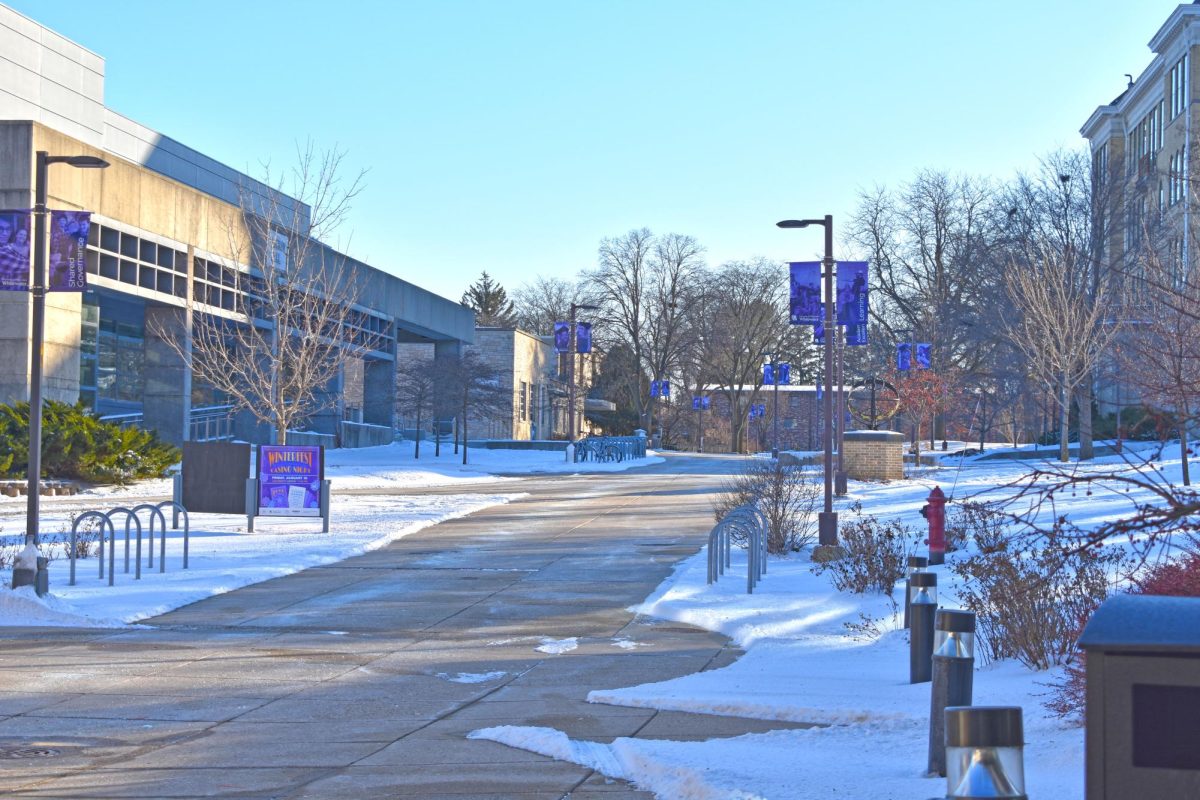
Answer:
189 404 235 442
98 411 144 429
707 503 768 594
573 435 647 463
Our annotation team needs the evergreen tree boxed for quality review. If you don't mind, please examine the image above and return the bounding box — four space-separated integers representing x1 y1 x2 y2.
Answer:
461 271 518 327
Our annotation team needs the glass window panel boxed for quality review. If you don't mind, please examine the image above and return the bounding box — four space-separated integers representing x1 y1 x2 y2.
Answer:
174 275 187 298
138 266 156 290
156 270 174 294
139 240 156 264
100 226 119 253
100 253 118 280
86 223 98 246
86 250 99 275
120 232 138 258
156 246 174 269
119 259 137 284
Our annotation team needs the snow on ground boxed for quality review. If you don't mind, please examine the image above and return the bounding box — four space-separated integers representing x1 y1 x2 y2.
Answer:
472 441 1188 800
0 441 660 626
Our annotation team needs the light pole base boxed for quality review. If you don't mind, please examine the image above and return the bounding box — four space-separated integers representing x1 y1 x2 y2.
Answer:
818 511 838 546
834 471 848 496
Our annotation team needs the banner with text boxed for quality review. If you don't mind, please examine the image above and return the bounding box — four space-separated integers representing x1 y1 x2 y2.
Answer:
49 210 90 292
789 261 822 325
836 260 869 345
0 210 31 291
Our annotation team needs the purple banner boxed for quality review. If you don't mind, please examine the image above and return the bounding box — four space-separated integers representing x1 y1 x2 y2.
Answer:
650 380 670 398
789 262 822 325
553 321 570 353
48 211 90 292
257 445 323 517
576 321 592 354
763 363 774 385
897 342 912 371
837 261 868 345
692 396 710 410
0 210 31 291
778 363 790 385
916 343 932 369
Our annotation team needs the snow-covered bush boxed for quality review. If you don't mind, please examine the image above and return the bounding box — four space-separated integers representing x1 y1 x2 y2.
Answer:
811 502 922 594
944 501 1009 553
950 526 1126 669
713 459 820 553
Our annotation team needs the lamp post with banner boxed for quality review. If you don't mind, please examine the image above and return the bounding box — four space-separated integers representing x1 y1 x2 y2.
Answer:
13 151 108 592
778 215 838 547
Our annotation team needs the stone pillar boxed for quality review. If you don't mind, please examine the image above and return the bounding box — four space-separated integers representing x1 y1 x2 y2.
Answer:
842 430 905 481
362 357 395 428
143 305 190 444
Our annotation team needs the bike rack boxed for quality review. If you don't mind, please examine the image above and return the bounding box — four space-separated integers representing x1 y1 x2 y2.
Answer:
105 507 143 579
707 503 768 593
130 503 168 573
155 501 190 569
69 511 116 587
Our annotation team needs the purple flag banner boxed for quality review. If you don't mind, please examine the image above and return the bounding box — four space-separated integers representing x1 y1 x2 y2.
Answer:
0 210 31 291
897 342 912 371
575 321 592 354
916 343 932 369
814 320 824 345
763 363 774 385
789 262 821 325
778 363 790 385
48 210 90 292
837 260 869 345
553 321 570 353
257 445 323 517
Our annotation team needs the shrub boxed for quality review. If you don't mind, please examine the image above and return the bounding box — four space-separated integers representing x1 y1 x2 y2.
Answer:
944 501 1009 554
0 401 178 484
951 523 1126 669
713 459 820 553
1046 547 1200 722
812 503 922 594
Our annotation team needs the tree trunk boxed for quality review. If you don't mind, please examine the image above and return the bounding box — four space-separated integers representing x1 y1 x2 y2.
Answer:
1059 377 1070 463
1181 422 1191 487
1078 380 1094 461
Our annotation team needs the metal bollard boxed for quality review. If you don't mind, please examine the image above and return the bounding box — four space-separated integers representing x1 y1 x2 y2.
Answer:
909 571 938 684
944 706 1026 799
34 556 49 596
929 609 976 776
904 555 928 629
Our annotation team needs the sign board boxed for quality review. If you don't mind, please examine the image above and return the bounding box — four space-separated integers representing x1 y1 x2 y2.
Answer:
181 441 252 514
256 445 324 517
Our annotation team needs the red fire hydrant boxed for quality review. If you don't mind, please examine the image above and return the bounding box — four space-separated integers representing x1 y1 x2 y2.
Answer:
921 486 948 565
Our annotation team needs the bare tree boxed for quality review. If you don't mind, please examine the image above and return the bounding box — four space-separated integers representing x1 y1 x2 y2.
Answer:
443 350 510 465
588 228 654 427
1004 239 1118 462
155 143 371 445
395 357 437 459
512 275 584 335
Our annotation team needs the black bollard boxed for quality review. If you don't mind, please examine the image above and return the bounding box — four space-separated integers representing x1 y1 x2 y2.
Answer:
928 609 976 776
909 571 938 684
34 556 49 596
903 555 928 629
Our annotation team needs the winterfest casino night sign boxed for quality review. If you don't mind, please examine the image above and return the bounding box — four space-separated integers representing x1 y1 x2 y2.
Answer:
256 445 323 517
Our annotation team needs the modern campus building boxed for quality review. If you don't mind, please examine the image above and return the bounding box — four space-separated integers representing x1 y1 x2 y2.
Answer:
0 5 474 445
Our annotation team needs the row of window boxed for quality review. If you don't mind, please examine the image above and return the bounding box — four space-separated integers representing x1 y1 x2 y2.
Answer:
1128 101 1165 176
88 221 396 350
1168 148 1188 206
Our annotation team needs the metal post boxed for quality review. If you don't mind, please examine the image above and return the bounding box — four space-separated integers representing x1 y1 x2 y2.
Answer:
772 359 780 459
819 216 837 545
903 555 927 629
835 326 847 495
23 151 49 551
567 305 577 443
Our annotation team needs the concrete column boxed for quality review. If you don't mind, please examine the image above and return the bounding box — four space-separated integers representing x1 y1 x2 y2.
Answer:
362 358 395 428
143 305 190 444
305 366 344 438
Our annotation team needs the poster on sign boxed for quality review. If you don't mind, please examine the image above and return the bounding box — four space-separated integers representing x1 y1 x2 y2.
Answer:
257 445 323 517
0 210 31 291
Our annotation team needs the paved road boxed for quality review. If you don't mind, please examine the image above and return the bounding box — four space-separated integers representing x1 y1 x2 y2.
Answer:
0 453 805 799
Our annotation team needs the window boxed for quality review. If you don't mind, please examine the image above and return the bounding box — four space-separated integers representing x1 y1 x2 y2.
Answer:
519 381 528 421
1171 54 1190 120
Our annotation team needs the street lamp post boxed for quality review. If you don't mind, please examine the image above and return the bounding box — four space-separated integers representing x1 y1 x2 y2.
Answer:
835 325 847 496
566 302 598 444
777 215 838 547
14 151 108 589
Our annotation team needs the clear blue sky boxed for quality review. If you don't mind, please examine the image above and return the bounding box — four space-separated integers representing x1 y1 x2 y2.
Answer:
5 0 1181 301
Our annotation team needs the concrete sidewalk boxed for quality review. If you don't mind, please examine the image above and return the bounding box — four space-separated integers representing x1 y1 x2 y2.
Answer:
0 455 808 798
